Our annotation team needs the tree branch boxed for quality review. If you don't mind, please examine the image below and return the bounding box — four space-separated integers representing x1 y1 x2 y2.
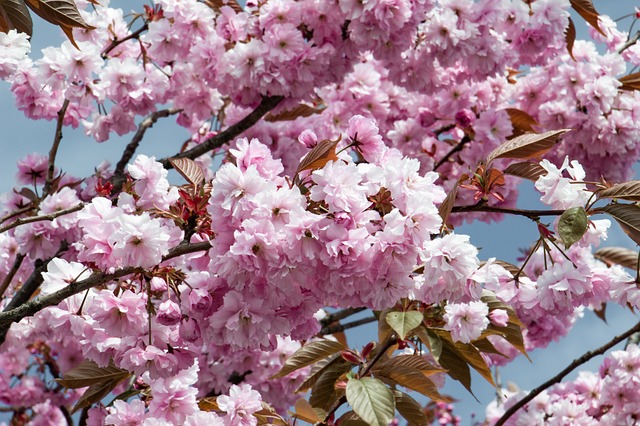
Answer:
0 253 24 299
0 204 84 234
101 23 149 59
495 320 640 426
619 30 640 54
43 99 70 196
320 307 367 327
112 108 182 191
158 95 284 170
450 202 565 220
0 240 212 344
433 136 471 171
319 316 377 336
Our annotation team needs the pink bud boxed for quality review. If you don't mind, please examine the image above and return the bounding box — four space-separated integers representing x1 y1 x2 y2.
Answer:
157 300 182 326
489 309 509 328
298 129 318 148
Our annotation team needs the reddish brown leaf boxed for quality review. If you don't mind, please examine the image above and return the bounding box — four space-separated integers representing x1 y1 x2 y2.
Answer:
486 129 569 164
619 72 640 91
438 182 458 229
376 364 452 402
293 399 325 424
594 303 607 323
594 246 639 270
505 108 539 135
203 0 242 14
294 137 340 178
504 161 548 182
271 339 345 379
169 157 205 187
565 17 576 61
394 391 429 426
55 359 130 414
569 0 606 36
23 0 93 29
0 0 33 35
598 204 640 246
597 181 640 202
265 103 324 122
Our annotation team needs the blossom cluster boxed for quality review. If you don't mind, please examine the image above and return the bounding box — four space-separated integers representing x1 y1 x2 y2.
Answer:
1 0 640 424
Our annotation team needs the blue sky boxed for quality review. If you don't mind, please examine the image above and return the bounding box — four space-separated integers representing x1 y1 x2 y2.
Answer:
1 0 639 423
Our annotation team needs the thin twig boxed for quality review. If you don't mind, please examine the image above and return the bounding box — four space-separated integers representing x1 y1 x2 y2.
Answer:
495 320 640 426
158 95 284 170
111 108 182 191
101 23 149 59
450 203 565 220
0 204 84 234
321 336 397 424
320 307 367 327
43 99 70 196
0 240 212 344
0 253 25 299
433 136 471 171
319 316 377 336
619 30 640 54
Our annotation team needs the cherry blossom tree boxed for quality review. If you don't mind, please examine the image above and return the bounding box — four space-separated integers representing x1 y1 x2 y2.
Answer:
1 0 640 424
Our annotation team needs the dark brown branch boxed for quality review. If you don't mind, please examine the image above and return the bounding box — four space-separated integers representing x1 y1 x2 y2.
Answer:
0 253 24 299
320 307 367 327
495 320 640 426
433 136 471 171
0 206 34 224
619 30 640 54
0 240 212 344
158 95 284 170
112 108 182 191
451 202 565 220
43 99 70 196
101 23 149 59
319 316 377 336
0 204 84 234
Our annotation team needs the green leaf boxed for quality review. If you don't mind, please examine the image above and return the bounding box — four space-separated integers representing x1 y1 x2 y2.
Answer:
394 391 429 426
558 206 588 249
0 0 33 35
272 339 345 379
346 377 395 426
597 181 640 202
486 129 569 164
594 246 639 270
384 310 423 340
503 161 547 182
598 204 640 246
